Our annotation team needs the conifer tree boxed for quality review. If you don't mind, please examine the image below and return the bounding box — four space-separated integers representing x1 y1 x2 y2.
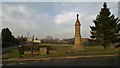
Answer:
1 28 18 47
90 2 120 48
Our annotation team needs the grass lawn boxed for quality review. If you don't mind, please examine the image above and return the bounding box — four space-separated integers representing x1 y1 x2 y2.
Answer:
47 45 120 57
2 44 120 59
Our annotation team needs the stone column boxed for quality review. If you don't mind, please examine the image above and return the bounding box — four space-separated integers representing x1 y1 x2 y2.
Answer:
73 14 83 51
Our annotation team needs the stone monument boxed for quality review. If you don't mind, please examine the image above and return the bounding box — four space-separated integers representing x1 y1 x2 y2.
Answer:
72 14 83 51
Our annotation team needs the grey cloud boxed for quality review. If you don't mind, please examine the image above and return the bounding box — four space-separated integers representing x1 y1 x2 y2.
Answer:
2 2 118 39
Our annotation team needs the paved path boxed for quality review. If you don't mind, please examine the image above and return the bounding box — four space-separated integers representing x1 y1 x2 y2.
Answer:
2 54 119 61
20 55 119 66
2 54 120 66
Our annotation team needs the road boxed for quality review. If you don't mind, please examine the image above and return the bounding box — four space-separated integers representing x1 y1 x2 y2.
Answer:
2 55 120 66
2 45 18 53
2 44 27 54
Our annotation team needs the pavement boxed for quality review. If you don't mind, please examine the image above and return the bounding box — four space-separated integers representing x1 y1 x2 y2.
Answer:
2 54 120 62
2 54 120 66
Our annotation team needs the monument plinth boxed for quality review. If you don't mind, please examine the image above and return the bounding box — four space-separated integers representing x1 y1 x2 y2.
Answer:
72 14 84 51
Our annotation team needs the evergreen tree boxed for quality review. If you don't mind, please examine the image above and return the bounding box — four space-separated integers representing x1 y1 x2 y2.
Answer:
1 28 18 47
1 28 12 42
90 2 120 48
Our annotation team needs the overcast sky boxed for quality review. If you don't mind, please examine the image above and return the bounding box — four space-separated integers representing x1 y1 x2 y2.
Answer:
1 2 118 39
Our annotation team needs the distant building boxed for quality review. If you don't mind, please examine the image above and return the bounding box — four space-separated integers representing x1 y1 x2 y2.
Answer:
34 39 41 43
27 38 41 43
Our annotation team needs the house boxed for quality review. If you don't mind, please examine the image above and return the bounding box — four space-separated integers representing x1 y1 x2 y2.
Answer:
27 38 41 43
